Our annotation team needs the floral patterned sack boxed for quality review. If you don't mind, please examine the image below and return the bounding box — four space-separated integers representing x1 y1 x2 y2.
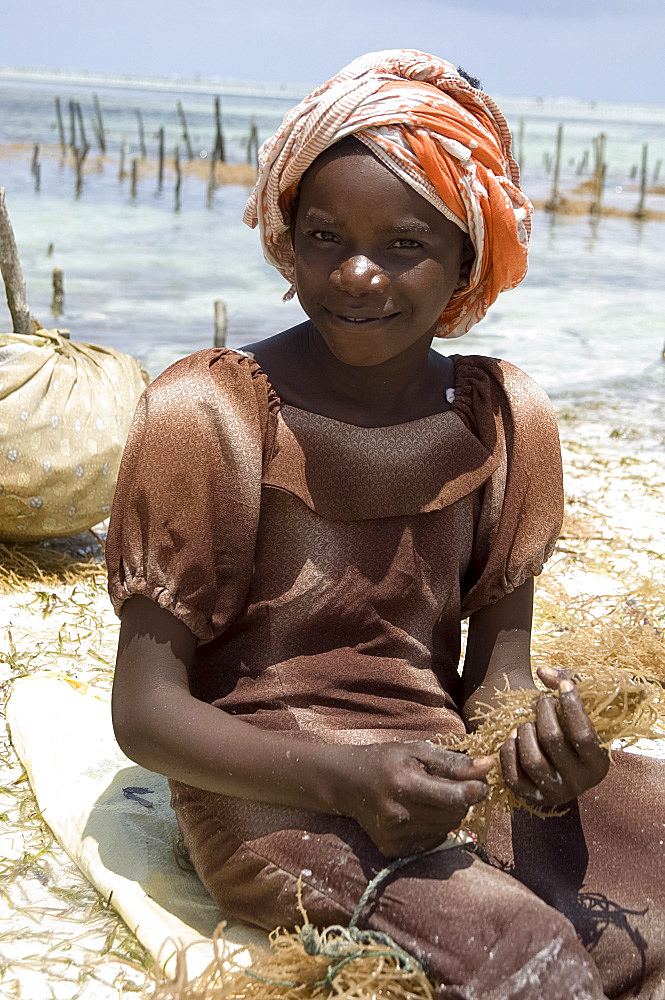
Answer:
0 329 149 540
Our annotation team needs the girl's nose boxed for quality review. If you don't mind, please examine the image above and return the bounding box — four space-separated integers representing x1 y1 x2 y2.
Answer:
331 255 388 295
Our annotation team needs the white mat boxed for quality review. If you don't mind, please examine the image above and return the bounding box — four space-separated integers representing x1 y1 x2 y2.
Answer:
6 674 269 979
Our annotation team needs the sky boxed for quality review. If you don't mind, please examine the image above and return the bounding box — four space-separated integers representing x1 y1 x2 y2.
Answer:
1 0 664 104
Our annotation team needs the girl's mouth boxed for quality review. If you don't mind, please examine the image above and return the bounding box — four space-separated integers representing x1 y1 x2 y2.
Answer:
325 309 399 326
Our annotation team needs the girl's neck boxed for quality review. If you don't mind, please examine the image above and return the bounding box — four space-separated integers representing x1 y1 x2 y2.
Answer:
297 323 452 426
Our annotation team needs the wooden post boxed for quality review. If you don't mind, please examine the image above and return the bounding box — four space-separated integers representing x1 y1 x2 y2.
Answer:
207 151 216 208
545 124 563 212
51 266 64 315
93 93 106 153
31 144 41 192
131 158 139 198
576 149 588 175
653 158 662 185
247 116 259 168
68 100 76 148
55 97 66 152
517 117 524 169
73 145 88 198
119 135 127 181
174 145 182 211
590 132 606 216
75 102 89 155
0 187 36 334
177 102 194 160
214 96 225 163
135 109 147 158
635 143 648 219
214 299 227 347
158 126 165 190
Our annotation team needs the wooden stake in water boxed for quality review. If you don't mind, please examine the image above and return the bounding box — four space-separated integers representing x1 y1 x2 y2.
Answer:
119 135 127 181
135 109 147 158
214 96 225 163
653 158 662 185
214 299 227 348
131 159 139 198
0 187 36 335
177 102 194 161
247 116 259 169
68 100 76 148
175 145 182 211
576 150 588 176
207 152 216 208
31 145 41 193
55 97 66 152
590 133 606 216
51 266 64 316
545 124 563 212
635 143 648 219
158 126 165 191
75 102 89 155
73 146 87 198
93 93 106 153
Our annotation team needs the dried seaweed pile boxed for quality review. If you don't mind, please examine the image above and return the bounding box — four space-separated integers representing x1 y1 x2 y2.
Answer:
441 600 665 839
154 891 436 1000
0 536 105 592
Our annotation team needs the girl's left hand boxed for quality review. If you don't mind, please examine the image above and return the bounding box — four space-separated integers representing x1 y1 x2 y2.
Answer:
499 665 610 807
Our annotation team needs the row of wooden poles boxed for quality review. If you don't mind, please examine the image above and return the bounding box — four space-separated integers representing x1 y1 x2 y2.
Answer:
28 95 261 205
515 118 662 219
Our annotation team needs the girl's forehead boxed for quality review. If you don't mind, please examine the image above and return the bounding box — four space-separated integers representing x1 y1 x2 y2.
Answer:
296 146 459 237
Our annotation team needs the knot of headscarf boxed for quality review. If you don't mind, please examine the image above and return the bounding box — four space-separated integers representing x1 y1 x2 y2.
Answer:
243 48 532 338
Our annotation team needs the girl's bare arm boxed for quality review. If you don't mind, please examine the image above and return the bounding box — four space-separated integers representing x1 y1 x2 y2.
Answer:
112 595 491 857
461 578 536 731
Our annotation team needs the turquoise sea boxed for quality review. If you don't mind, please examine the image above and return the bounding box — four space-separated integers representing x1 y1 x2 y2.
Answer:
1 69 663 458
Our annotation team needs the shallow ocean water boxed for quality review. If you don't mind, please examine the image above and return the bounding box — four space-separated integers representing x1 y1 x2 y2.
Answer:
0 72 663 458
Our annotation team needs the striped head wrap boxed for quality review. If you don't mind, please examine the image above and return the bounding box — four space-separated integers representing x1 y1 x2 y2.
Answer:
243 48 532 338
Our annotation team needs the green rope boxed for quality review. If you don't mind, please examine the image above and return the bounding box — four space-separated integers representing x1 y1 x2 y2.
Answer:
242 832 475 990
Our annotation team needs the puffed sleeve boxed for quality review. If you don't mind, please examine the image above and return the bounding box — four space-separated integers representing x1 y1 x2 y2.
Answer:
453 356 564 617
106 349 279 643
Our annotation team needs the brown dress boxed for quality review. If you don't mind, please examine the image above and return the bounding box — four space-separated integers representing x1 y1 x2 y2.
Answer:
106 348 665 1000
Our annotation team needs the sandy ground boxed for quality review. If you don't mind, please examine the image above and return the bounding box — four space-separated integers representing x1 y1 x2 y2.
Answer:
0 404 664 998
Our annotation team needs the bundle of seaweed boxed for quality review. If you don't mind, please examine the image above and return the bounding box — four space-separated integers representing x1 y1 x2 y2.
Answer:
154 891 436 1000
441 601 665 839
442 662 664 839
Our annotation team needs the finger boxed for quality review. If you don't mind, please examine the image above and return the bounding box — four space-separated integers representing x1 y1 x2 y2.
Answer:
515 719 561 788
537 665 574 690
557 687 608 767
408 773 490 812
417 745 494 782
534 693 579 773
499 732 540 800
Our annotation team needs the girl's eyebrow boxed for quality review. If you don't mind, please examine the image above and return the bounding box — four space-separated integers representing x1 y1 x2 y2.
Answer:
302 209 433 235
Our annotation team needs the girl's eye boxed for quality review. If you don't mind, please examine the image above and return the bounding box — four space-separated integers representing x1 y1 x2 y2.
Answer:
392 238 422 249
311 230 339 242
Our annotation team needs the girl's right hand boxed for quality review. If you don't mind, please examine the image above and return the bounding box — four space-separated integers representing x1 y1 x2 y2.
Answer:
337 742 492 857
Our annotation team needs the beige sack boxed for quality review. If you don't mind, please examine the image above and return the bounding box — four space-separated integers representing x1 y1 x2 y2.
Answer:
0 329 149 540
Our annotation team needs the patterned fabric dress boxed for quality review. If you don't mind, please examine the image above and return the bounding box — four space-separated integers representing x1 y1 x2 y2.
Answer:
107 349 665 1000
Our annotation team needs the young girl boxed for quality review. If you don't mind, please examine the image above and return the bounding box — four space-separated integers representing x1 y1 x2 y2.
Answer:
107 51 665 999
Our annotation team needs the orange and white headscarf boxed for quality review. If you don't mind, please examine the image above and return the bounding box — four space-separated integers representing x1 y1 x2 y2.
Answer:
243 48 532 339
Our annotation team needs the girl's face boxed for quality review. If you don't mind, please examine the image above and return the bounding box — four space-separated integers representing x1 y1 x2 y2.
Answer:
292 142 467 367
